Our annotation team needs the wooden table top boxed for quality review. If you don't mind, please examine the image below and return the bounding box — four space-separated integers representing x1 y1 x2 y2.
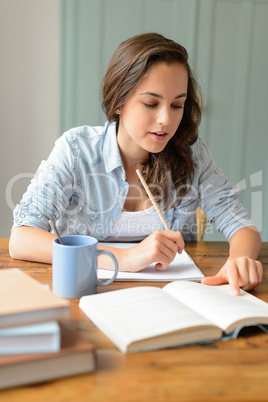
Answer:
0 238 268 402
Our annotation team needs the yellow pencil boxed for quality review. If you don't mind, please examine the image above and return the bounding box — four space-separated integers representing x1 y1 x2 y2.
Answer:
136 169 170 231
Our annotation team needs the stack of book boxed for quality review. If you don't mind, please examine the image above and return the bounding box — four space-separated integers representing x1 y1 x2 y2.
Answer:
0 269 95 390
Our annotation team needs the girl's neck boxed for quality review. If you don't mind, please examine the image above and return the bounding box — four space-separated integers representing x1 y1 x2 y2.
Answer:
117 127 149 173
118 143 148 175
117 133 152 212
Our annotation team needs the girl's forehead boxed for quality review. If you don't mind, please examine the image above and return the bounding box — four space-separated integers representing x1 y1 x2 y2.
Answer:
135 62 188 92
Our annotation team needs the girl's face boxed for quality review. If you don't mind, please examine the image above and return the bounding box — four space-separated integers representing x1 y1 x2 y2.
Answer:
117 62 188 161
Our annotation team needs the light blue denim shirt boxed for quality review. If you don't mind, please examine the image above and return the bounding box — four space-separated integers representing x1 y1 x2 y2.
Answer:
13 121 254 241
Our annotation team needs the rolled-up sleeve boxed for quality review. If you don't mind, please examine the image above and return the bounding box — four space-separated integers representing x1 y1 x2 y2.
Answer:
13 133 75 232
196 139 254 240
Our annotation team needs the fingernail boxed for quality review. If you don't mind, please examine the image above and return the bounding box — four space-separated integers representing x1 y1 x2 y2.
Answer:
234 289 240 296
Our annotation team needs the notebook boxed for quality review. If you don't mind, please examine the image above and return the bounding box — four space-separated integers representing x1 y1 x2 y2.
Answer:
98 243 204 282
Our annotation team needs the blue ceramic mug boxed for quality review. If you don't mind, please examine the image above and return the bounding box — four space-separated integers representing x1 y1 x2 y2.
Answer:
52 235 118 298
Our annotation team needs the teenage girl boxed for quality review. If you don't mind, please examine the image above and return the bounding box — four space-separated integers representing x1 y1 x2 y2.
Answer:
9 33 262 295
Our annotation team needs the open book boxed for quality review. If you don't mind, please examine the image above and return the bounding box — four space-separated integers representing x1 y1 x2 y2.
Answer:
79 281 268 353
98 242 204 282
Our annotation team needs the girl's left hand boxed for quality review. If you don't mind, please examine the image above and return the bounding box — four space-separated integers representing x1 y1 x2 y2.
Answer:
201 256 263 295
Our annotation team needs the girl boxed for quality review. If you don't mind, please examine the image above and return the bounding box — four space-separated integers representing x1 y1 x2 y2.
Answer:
9 33 262 295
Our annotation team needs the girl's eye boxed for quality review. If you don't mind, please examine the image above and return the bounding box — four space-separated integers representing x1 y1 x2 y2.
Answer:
143 103 157 108
143 103 184 109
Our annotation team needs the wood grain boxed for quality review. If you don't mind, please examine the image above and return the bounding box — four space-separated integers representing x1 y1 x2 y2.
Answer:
0 239 268 401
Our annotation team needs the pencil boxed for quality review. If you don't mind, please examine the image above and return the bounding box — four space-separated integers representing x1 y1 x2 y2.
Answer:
136 169 170 231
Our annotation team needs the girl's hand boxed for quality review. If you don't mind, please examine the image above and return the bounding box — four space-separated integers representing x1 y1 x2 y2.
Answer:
123 230 184 272
201 256 263 295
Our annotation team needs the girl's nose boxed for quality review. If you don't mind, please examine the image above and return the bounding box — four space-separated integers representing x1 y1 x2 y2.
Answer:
156 106 171 126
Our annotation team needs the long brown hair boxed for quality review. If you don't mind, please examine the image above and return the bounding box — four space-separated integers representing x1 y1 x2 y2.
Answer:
102 33 201 208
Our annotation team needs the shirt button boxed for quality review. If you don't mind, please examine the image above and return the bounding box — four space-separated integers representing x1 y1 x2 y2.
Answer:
29 205 38 214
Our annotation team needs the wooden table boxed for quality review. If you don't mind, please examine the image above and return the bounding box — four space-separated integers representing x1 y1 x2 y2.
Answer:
0 238 268 402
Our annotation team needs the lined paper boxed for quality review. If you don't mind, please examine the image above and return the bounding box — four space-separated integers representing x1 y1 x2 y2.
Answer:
98 243 204 282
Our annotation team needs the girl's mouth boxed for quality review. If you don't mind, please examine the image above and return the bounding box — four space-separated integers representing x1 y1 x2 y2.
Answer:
149 131 168 141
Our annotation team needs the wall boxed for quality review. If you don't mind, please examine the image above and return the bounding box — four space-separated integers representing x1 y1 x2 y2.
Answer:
1 0 267 241
196 0 268 241
61 0 268 241
0 0 60 237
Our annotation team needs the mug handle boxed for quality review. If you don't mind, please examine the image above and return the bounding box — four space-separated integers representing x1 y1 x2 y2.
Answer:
96 250 119 286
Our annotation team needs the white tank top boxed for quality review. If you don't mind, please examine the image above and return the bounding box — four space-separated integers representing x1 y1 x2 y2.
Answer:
105 206 162 242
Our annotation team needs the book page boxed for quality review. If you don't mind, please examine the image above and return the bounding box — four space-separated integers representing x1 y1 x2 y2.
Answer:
164 281 268 334
98 243 204 282
79 287 219 352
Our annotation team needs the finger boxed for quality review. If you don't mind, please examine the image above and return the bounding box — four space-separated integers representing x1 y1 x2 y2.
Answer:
155 239 181 270
150 245 175 270
243 264 257 291
202 266 241 296
163 236 180 256
201 272 228 286
165 230 185 253
225 264 241 296
234 257 260 292
152 231 179 259
242 260 263 291
155 262 166 271
154 245 176 270
256 260 263 282
148 231 184 270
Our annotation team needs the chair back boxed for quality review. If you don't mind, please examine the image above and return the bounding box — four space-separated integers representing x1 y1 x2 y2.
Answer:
196 207 206 241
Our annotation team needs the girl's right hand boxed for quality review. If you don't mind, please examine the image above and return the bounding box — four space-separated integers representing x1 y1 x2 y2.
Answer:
122 230 184 272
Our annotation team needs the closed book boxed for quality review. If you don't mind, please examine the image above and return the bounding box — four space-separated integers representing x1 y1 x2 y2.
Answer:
0 321 61 354
0 322 95 390
0 269 70 328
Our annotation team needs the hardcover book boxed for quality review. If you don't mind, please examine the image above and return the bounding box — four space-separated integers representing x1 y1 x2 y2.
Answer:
0 269 70 328
0 322 95 389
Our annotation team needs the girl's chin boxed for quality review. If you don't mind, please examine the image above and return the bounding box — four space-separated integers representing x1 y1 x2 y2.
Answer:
144 143 167 154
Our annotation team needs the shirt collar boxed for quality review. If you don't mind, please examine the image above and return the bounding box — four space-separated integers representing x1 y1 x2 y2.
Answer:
103 122 124 173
